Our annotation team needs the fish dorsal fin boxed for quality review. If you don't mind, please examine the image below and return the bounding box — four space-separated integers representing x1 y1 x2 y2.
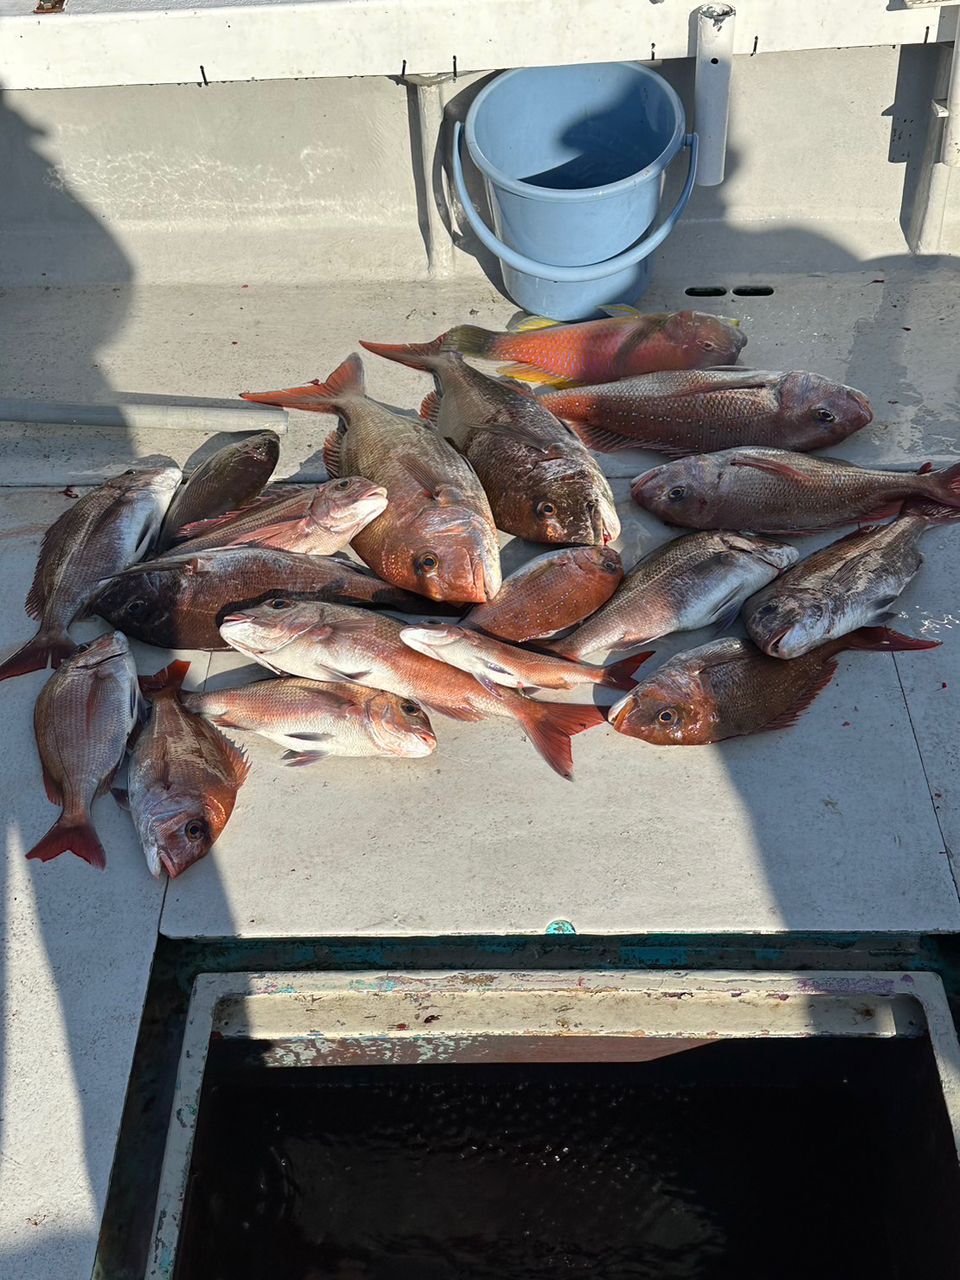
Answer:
569 422 638 454
760 661 839 733
139 659 191 698
728 454 813 483
420 390 441 424
598 304 641 318
509 314 561 333
323 429 342 479
41 763 62 805
689 638 750 672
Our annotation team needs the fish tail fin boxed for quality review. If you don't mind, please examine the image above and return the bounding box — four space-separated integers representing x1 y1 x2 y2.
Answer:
26 812 106 869
843 626 940 653
139 659 191 698
927 460 960 506
514 698 606 780
902 497 960 525
442 324 500 359
241 353 365 412
0 629 75 683
359 336 448 372
600 653 656 691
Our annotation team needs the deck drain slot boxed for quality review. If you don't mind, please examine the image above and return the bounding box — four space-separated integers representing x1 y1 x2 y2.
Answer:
146 971 960 1280
684 285 727 296
732 285 774 296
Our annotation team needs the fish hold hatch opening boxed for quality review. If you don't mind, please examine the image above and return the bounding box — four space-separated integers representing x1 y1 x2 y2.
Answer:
147 972 960 1280
732 285 775 296
174 1040 960 1280
684 285 728 296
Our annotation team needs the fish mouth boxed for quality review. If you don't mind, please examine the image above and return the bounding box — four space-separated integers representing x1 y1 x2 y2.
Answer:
607 693 633 730
221 613 252 627
765 627 791 657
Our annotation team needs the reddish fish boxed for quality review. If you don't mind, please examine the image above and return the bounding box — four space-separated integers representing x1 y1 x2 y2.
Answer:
440 308 746 385
169 478 388 556
219 598 605 779
541 369 873 456
242 355 501 603
608 627 938 745
463 546 624 643
128 661 249 877
183 677 437 766
27 631 139 869
398 624 648 692
0 464 181 682
632 448 960 534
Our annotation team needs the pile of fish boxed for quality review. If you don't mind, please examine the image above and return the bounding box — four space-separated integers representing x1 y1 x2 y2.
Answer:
4 303 954 879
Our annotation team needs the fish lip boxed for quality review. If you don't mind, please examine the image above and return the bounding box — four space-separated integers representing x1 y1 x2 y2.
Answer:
765 627 790 656
608 692 633 728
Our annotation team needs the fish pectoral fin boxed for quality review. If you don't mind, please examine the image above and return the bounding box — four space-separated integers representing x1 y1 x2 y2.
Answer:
760 661 839 733
111 786 130 810
286 731 335 743
728 456 813 483
509 314 562 333
282 750 330 766
709 592 747 633
597 304 641 318
474 674 503 694
496 363 573 388
400 452 460 503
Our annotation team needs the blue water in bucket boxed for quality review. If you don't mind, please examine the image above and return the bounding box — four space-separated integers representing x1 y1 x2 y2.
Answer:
452 63 698 321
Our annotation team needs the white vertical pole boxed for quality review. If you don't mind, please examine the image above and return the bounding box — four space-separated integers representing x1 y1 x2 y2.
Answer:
939 6 960 167
695 4 736 187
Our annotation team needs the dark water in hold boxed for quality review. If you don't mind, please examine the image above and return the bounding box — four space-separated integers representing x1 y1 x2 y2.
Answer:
175 1038 960 1280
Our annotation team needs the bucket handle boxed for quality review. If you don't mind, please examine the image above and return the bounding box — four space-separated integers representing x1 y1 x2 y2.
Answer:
451 121 699 284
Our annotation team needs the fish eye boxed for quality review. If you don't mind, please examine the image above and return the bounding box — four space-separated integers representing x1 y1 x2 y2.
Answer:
536 500 557 518
184 818 207 841
657 707 679 725
335 479 351 490
268 597 293 611
816 408 837 423
755 602 778 618
666 485 687 501
699 339 716 351
400 701 420 715
601 557 620 574
416 552 440 573
126 599 145 616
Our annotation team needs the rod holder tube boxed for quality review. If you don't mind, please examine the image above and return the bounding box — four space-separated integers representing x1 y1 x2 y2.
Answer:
695 3 735 187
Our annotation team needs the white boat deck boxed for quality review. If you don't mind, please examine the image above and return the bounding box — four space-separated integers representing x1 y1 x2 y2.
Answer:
2 266 960 1274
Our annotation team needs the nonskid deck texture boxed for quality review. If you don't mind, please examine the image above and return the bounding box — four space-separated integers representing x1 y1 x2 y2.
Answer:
1 265 960 1275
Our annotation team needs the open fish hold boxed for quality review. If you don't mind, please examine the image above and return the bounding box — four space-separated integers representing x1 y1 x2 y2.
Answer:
463 546 623 643
242 355 500 604
168 477 388 556
91 546 432 650
609 627 939 745
549 533 798 660
26 631 139 869
744 501 960 659
182 678 437 766
359 339 619 545
157 430 280 550
0 464 182 683
437 307 746 385
219 598 605 779
540 368 872 456
129 660 249 877
632 448 960 534
399 624 647 692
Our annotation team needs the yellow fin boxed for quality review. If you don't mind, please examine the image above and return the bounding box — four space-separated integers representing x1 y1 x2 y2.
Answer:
496 362 575 388
598 304 641 318
510 314 561 333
